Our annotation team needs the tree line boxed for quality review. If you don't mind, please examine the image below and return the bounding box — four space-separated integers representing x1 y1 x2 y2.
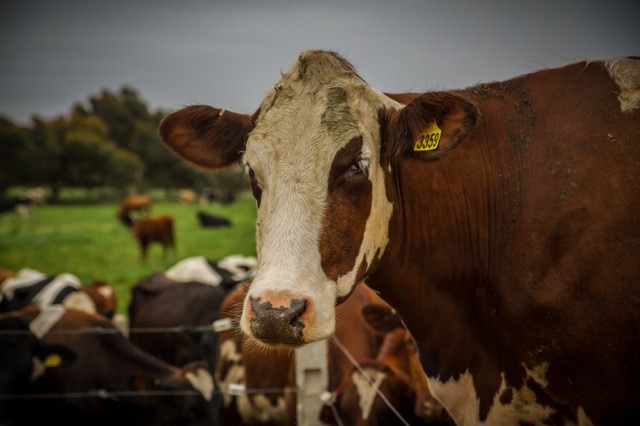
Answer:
0 86 245 201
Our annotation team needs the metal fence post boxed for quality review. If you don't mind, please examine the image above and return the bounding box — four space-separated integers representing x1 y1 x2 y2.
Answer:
295 339 328 425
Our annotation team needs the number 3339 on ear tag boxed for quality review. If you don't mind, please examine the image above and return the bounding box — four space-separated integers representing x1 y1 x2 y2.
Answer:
413 120 442 151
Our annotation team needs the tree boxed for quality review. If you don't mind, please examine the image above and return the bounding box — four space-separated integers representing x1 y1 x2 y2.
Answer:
0 116 35 195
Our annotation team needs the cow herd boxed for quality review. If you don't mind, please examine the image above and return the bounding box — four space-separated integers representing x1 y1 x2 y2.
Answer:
1 254 451 425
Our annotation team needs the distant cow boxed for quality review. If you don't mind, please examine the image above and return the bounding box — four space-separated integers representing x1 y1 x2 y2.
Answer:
199 188 236 205
0 196 32 220
119 213 176 262
178 189 197 204
159 51 640 423
197 211 232 228
0 268 117 319
1 305 215 426
117 194 152 217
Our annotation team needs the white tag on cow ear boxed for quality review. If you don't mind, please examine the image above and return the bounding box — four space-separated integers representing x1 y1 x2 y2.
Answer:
212 318 233 332
227 382 245 395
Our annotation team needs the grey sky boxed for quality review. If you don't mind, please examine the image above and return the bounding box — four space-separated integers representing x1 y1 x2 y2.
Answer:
2 0 638 125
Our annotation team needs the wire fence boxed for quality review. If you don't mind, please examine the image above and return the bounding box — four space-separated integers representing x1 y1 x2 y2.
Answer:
1 319 410 426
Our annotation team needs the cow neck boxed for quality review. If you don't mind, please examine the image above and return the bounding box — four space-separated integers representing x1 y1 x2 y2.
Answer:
370 139 516 374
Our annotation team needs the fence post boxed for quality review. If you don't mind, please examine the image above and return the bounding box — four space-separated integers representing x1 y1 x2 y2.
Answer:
295 339 328 426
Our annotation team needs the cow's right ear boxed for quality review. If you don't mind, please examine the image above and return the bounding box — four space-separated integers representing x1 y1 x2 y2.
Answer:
159 105 254 170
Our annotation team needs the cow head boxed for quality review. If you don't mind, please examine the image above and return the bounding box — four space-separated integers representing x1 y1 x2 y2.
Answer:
160 50 477 347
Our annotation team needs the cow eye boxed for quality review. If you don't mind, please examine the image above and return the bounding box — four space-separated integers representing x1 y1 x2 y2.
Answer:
348 159 369 178
244 164 257 183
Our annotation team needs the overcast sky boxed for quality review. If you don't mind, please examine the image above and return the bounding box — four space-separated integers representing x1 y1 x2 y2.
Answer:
2 0 638 125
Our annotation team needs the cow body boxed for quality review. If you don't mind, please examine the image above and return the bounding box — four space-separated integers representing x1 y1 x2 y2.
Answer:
128 271 239 370
0 268 117 319
119 213 176 262
1 305 215 426
197 210 232 227
159 51 640 424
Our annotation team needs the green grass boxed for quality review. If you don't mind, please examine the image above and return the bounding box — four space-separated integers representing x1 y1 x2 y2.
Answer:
0 192 257 313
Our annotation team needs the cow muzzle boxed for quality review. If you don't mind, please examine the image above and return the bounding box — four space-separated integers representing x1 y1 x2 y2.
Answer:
246 295 307 346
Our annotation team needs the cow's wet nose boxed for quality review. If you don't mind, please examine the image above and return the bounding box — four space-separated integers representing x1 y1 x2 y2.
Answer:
249 296 306 345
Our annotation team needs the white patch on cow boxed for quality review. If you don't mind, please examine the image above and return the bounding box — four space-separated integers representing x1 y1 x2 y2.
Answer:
63 291 96 314
29 305 65 338
428 364 593 425
166 256 223 285
217 339 244 406
185 368 214 401
241 50 401 341
0 268 47 299
237 394 287 425
32 273 81 306
112 313 129 337
30 357 46 381
606 57 640 112
353 367 386 420
166 255 257 286
96 285 113 299
217 255 258 282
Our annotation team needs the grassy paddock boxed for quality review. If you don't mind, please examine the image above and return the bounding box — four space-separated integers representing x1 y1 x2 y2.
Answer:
0 192 257 312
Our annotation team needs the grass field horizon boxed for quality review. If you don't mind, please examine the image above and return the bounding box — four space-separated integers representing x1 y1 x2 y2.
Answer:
0 191 257 313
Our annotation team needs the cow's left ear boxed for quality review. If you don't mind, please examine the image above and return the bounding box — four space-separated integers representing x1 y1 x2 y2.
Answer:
380 92 478 162
361 303 404 334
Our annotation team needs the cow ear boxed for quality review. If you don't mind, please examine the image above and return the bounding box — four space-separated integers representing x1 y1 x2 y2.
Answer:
36 344 77 367
361 303 404 334
159 105 254 170
380 92 478 162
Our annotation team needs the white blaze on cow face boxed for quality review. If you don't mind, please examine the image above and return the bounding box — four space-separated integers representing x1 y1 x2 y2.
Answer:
240 51 401 345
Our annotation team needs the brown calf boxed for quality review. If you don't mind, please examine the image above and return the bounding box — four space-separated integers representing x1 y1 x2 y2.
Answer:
119 213 176 262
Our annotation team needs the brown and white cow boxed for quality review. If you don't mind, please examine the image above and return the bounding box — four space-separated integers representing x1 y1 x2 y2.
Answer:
159 50 640 424
322 285 450 426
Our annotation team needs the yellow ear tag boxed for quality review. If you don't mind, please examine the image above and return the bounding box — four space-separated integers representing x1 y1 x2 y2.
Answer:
413 120 442 151
43 354 62 368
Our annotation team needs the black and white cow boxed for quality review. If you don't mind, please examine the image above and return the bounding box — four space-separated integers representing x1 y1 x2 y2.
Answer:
0 268 116 319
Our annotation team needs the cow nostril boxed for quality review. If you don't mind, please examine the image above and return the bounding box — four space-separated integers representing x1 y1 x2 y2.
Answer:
249 296 307 345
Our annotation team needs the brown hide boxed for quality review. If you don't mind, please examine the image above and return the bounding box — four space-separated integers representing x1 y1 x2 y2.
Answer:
83 280 117 319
